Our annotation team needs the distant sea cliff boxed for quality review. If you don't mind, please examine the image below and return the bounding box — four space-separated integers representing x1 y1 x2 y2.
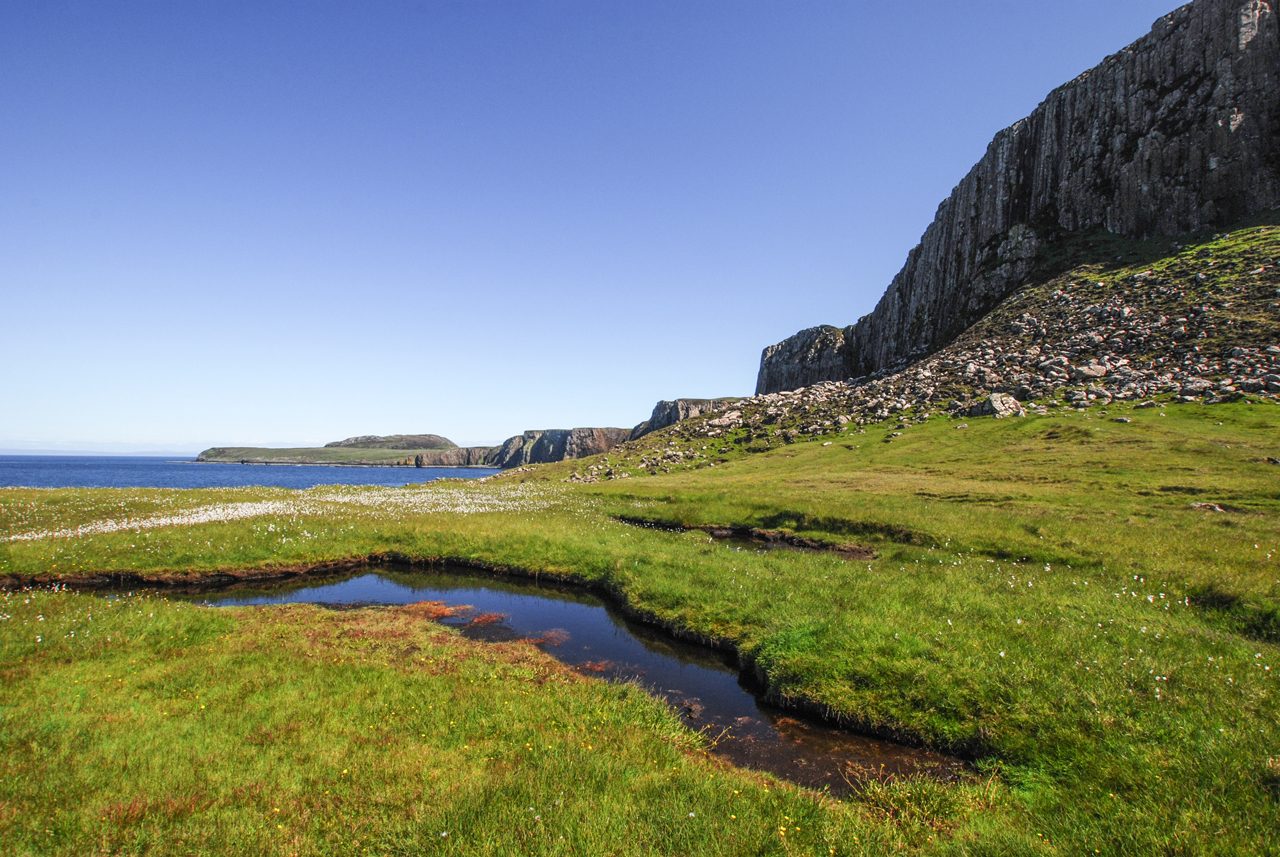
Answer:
197 397 751 470
197 428 630 469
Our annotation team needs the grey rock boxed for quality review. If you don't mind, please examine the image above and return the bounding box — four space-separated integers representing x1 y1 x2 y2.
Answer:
757 0 1280 394
490 427 630 469
1181 378 1216 394
966 393 1026 419
414 447 500 467
1072 363 1108 381
754 326 848 397
630 398 743 440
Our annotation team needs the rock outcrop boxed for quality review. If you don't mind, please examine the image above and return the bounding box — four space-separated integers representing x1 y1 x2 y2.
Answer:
489 427 631 469
963 393 1025 419
629 399 744 440
413 447 500 467
758 0 1280 394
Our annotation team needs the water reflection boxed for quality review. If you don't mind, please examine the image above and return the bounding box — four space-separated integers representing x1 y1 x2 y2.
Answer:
190 567 963 794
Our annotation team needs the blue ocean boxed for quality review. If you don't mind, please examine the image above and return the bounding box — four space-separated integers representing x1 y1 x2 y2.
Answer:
0 456 498 490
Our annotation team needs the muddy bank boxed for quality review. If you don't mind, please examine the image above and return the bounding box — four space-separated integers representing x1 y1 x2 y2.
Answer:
190 567 964 791
0 556 374 593
4 548 980 766
614 515 876 560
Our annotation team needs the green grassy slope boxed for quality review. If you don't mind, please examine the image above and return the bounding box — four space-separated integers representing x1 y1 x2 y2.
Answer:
4 398 1278 854
9 592 986 856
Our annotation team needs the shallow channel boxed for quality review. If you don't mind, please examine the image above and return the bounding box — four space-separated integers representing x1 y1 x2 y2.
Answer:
190 566 962 794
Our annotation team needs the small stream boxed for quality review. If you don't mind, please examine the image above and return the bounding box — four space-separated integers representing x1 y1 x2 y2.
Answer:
189 567 962 794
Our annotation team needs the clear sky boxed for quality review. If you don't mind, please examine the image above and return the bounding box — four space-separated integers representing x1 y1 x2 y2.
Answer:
2 1 1177 453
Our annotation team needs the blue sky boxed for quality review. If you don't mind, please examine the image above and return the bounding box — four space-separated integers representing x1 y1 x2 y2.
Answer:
2 1 1176 453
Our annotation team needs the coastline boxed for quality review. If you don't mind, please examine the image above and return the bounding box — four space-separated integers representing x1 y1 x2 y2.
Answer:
191 459 500 470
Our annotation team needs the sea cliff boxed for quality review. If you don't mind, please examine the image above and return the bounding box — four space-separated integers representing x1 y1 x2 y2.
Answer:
757 0 1280 393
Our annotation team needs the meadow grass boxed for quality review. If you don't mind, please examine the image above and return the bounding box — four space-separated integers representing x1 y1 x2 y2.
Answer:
0 589 1006 856
2 399 1279 854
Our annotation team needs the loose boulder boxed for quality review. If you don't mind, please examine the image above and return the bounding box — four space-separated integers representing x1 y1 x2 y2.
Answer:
966 393 1025 419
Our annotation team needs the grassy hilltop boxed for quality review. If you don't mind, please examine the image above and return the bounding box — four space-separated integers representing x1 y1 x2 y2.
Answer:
195 445 445 466
2 220 1280 855
197 433 466 467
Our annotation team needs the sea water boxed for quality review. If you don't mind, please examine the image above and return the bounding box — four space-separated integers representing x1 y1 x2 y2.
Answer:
0 456 498 490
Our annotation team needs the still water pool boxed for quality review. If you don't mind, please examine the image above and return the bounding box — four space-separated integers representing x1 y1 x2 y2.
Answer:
193 567 962 794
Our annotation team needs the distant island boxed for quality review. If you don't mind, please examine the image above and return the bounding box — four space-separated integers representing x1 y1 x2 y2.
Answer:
195 433 492 468
197 426 635 469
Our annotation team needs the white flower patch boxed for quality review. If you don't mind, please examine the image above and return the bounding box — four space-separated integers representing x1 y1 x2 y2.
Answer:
1 483 560 542
313 482 558 517
1 500 299 543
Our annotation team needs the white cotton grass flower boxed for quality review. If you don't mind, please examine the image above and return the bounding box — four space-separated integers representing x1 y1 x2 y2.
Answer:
1 500 298 542
1 483 561 543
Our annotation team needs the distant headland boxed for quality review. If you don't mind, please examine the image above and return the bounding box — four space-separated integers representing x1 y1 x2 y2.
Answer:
196 399 745 470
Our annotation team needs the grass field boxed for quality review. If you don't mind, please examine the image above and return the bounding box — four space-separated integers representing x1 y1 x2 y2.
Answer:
4 394 1279 855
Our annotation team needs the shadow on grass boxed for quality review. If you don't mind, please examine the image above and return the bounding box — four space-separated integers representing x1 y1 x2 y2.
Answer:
1188 582 1280 644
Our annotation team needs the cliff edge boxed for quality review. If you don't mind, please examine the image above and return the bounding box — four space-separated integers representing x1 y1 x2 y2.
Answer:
758 0 1280 394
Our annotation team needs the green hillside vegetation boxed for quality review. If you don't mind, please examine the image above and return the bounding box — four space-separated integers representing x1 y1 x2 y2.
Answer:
324 433 458 450
3 222 1279 855
196 446 456 466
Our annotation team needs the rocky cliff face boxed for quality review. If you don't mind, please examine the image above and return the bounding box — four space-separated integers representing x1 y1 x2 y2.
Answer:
758 0 1280 394
413 447 499 467
489 427 631 468
628 399 743 440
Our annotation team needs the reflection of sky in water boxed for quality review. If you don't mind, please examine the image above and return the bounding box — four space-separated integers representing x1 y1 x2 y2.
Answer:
198 570 962 792
205 573 763 725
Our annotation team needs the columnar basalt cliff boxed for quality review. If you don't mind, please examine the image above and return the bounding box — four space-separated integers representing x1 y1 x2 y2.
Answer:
413 447 500 467
628 398 744 441
489 427 632 469
757 0 1280 394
